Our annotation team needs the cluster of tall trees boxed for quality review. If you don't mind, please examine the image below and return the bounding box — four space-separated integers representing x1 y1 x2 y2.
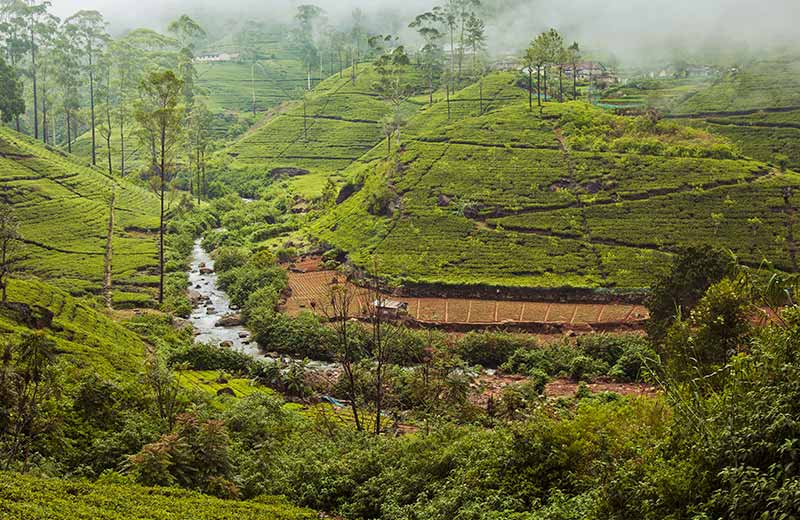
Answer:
1 0 215 305
410 0 487 102
524 28 582 109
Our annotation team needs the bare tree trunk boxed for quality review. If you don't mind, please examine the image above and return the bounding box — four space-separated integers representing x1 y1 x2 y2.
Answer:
31 29 39 141
446 85 451 120
303 97 308 142
251 62 257 116
158 126 166 304
66 110 72 153
528 67 532 111
537 66 542 107
544 66 548 100
89 51 97 166
120 116 125 176
479 79 483 115
573 63 577 99
104 188 115 309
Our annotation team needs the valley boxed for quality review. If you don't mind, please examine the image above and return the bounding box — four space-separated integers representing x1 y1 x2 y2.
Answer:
1 0 799 518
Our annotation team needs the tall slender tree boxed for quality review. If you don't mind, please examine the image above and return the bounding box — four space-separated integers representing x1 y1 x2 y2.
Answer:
410 10 445 106
0 0 31 132
134 70 184 304
0 56 24 125
51 22 80 152
567 41 581 100
64 10 109 166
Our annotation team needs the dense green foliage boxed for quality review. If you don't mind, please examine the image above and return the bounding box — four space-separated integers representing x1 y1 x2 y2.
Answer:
0 471 315 519
312 72 795 289
0 127 161 304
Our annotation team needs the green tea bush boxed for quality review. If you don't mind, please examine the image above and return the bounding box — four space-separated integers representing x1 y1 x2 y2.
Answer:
456 331 536 368
168 343 256 374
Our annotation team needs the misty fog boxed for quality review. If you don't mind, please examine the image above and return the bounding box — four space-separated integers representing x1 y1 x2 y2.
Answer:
45 0 800 65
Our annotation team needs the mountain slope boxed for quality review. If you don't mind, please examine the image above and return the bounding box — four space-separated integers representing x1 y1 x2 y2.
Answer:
1 278 147 381
0 471 315 520
670 56 800 170
219 64 425 198
0 127 160 304
310 72 800 291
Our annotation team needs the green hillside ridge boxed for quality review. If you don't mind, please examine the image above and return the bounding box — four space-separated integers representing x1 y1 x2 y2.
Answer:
672 56 800 115
668 56 800 170
310 72 800 290
0 278 146 381
0 471 315 520
0 127 160 304
219 64 426 198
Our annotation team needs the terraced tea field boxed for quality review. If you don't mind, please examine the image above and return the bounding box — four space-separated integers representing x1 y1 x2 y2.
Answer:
284 270 647 329
2 278 147 381
0 127 160 303
310 71 800 291
669 57 800 170
221 64 427 198
196 59 307 114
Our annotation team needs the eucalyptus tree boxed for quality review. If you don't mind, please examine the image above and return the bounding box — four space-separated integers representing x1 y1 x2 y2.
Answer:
527 33 548 107
64 10 109 166
372 42 411 155
545 29 565 102
0 202 19 304
567 41 581 100
455 0 481 77
96 50 114 174
0 0 30 132
134 70 184 304
36 12 60 144
293 4 325 90
51 22 80 151
187 101 212 201
22 0 51 140
167 14 206 107
349 8 365 81
108 37 144 176
464 12 486 73
410 10 446 106
0 56 24 125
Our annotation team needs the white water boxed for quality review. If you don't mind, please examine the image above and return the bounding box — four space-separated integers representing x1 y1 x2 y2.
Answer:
187 238 337 371
188 239 262 357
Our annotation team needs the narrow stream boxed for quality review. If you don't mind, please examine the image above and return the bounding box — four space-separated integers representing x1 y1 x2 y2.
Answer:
188 238 337 371
188 239 262 356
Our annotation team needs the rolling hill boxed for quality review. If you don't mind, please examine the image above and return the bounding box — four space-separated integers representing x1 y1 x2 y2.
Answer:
309 71 800 292
0 127 160 305
219 64 426 198
670 56 800 170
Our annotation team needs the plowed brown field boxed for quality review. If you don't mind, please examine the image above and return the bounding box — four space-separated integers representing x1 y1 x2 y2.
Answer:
284 270 648 327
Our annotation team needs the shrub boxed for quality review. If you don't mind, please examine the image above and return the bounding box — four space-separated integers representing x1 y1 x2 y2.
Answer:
168 343 256 374
609 342 659 383
457 332 534 368
213 246 249 273
250 310 336 361
569 355 608 382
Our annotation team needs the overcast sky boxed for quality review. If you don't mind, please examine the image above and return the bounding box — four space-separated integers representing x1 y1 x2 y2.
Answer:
48 0 800 63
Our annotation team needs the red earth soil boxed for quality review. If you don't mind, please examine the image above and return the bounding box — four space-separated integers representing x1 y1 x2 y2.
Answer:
283 269 649 328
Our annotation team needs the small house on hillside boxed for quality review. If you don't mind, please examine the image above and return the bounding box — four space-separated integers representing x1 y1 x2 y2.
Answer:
374 299 409 319
195 52 240 63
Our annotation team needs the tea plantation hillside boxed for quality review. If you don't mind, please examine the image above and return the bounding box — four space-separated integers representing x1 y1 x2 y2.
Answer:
311 72 800 291
0 471 315 520
220 64 426 198
0 278 147 382
670 56 800 170
0 127 160 304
